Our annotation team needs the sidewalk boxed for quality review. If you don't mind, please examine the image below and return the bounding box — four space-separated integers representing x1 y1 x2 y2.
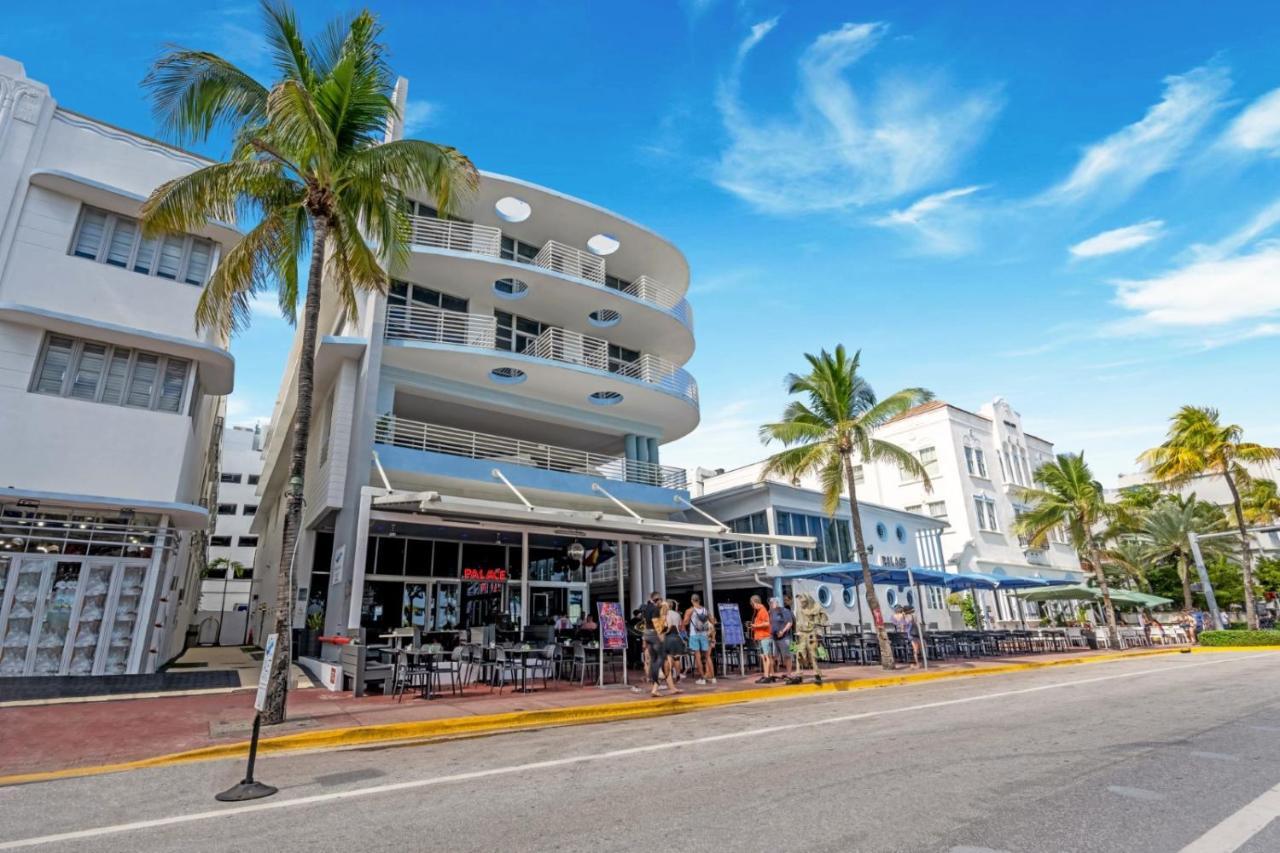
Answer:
0 647 1181 781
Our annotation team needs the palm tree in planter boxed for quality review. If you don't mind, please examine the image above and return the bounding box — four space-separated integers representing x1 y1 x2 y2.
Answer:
1016 453 1121 648
759 346 934 670
139 1 477 723
1142 495 1228 611
204 558 247 645
1139 406 1280 628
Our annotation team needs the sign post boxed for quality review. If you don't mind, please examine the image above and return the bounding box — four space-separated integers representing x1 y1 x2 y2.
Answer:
216 633 279 802
717 603 745 678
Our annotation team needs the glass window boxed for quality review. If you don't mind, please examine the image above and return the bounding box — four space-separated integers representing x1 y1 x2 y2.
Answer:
217 504 236 515
71 206 214 284
928 501 949 521
100 348 131 405
247 474 260 486
68 343 107 400
105 218 137 267
125 353 159 408
237 536 258 548
32 334 188 414
242 505 257 516
157 359 188 412
209 535 232 547
73 208 108 258
374 537 406 575
221 473 242 484
975 449 988 478
133 235 158 274
184 239 212 285
155 235 185 279
33 335 74 394
918 446 939 477
905 505 923 514
404 538 433 576
500 236 539 264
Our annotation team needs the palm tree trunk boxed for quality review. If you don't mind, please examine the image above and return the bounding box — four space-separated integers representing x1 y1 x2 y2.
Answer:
262 218 329 725
1223 468 1259 629
1090 546 1120 648
843 453 894 670
1177 554 1193 611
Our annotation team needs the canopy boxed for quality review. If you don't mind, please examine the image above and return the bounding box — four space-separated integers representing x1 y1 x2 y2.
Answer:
779 564 955 588
1016 584 1173 607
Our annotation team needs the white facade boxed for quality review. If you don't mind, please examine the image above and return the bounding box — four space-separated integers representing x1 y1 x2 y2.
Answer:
196 425 265 641
252 77 706 651
696 397 1085 623
0 57 238 676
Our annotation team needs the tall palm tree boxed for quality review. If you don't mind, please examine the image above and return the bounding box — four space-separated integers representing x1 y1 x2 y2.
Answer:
1142 495 1227 611
1016 453 1121 647
1243 478 1280 526
139 1 477 723
759 346 933 670
1139 406 1280 629
1102 538 1152 593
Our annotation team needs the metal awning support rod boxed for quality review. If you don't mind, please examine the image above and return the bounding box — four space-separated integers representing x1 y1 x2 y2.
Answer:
591 482 643 521
371 451 393 491
491 468 534 510
673 494 729 532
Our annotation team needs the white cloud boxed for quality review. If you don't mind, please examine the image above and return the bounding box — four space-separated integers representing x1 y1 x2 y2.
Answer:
402 100 437 136
248 292 287 321
1189 197 1280 262
225 395 269 429
873 185 987 254
1069 220 1164 258
1112 242 1280 328
1042 65 1230 205
661 397 775 475
1223 87 1280 154
714 21 1001 214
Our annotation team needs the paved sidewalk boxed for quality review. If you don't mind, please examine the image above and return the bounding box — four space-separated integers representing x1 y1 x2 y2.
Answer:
0 647 1173 780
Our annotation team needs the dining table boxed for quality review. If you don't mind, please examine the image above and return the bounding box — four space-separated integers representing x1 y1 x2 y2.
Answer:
404 646 449 700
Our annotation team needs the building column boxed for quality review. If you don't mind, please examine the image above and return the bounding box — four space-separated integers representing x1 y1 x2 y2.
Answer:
520 530 530 629
646 437 659 465
628 543 643 609
624 435 639 482
641 545 654 598
701 538 715 610
346 489 374 631
654 545 666 599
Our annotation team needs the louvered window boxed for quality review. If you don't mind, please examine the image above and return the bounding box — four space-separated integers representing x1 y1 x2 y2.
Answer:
30 333 190 414
70 205 215 285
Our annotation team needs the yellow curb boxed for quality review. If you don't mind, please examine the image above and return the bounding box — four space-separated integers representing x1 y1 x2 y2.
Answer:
0 646 1248 788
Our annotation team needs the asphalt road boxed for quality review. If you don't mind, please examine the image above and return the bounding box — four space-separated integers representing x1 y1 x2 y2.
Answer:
2 652 1279 853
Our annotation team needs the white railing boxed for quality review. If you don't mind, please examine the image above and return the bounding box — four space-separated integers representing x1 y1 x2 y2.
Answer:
626 276 693 327
385 304 496 348
374 415 688 490
534 239 606 284
407 215 502 256
383 306 698 405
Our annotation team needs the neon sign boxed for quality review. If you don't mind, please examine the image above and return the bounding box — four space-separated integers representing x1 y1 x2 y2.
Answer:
462 567 508 582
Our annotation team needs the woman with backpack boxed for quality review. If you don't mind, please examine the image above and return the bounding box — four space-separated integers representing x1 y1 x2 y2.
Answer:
682 594 717 685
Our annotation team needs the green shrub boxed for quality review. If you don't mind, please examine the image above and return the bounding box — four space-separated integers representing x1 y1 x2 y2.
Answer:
1198 629 1280 647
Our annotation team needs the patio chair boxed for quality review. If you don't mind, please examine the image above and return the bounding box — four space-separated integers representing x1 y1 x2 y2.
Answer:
529 644 559 688
489 647 520 695
392 649 431 703
1065 627 1087 649
568 642 600 686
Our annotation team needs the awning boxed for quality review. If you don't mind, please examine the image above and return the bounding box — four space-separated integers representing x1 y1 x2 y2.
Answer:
369 488 817 549
778 564 955 587
1018 584 1173 607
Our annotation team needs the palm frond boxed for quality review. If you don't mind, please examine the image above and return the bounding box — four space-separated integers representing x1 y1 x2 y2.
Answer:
142 50 267 144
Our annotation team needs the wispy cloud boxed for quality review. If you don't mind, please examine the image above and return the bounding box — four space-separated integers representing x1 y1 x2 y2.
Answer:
248 292 289 323
1188 196 1280 261
1069 220 1165 258
1222 86 1280 155
714 20 1002 214
196 5 271 75
402 100 437 136
873 184 987 254
1040 65 1231 205
1112 242 1280 328
688 267 761 297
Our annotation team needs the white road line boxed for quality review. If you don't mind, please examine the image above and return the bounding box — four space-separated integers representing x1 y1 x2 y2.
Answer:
1179 781 1280 853
0 653 1268 851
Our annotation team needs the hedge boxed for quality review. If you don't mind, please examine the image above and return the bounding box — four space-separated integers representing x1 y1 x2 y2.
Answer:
1198 629 1280 647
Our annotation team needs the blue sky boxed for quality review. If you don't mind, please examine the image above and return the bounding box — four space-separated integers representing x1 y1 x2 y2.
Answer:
6 1 1280 485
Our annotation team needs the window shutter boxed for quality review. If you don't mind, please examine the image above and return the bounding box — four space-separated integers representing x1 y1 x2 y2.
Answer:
35 336 75 393
157 359 188 412
100 348 131 404
73 209 108 259
69 343 107 399
126 353 159 407
155 236 185 279
105 218 137 267
133 235 158 274
184 240 212 284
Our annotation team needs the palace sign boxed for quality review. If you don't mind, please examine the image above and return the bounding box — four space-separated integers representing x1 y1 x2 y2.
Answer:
462 567 509 582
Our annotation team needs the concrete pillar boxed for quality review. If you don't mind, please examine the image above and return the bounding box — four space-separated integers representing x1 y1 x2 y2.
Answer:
654 545 666 599
628 543 643 611
635 437 650 464
641 545 654 597
646 437 659 465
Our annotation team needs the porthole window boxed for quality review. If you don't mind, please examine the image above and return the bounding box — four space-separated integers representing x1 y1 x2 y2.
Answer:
494 196 532 223
816 585 832 608
905 589 915 608
885 588 898 608
586 233 620 256
489 367 527 385
493 278 529 300
588 309 621 328
895 524 907 543
876 522 888 541
842 586 857 608
588 390 623 406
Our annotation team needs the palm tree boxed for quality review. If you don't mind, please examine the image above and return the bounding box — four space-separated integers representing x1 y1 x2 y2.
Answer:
1142 495 1227 611
759 346 934 670
1139 406 1280 628
1016 453 1121 647
139 1 477 723
1102 538 1152 593
204 557 247 644
1243 478 1280 526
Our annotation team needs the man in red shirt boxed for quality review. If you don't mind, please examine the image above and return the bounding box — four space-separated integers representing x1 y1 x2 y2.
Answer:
750 594 776 684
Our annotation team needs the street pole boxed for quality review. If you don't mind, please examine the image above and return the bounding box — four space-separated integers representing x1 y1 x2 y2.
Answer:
1188 532 1222 631
217 632 279 801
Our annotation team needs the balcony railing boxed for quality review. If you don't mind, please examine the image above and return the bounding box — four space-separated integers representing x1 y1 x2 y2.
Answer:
374 415 688 490
384 305 699 406
405 212 691 328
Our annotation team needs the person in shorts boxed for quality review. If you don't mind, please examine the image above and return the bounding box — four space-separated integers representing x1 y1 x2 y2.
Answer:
751 595 776 683
683 594 717 685
770 597 796 683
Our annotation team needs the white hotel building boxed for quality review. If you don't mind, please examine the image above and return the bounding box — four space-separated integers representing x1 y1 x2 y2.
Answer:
0 58 237 677
251 81 804 657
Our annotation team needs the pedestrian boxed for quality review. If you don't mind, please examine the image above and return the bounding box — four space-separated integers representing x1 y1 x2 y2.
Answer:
654 599 682 696
641 592 667 697
580 610 598 636
770 597 797 683
750 595 775 684
897 606 921 668
1179 609 1196 644
683 594 717 685
664 599 686 683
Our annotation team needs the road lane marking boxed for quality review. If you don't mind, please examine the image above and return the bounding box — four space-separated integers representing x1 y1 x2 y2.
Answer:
1179 781 1280 853
0 653 1268 851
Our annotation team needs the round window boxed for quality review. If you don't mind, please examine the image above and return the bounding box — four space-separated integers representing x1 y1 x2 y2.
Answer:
489 367 527 385
588 390 623 406
816 585 832 608
493 278 529 300
905 589 915 608
885 588 898 608
842 586 857 608
588 309 621 328
896 524 907 543
876 522 888 541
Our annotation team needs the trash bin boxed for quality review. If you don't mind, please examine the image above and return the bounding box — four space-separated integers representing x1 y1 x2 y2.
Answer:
1082 628 1098 650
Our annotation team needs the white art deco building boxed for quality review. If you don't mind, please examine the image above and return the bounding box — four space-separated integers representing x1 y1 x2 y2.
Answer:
0 57 238 677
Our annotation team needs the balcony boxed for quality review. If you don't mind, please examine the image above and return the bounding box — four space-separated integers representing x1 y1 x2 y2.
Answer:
374 415 688 490
384 304 699 406
406 212 691 329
